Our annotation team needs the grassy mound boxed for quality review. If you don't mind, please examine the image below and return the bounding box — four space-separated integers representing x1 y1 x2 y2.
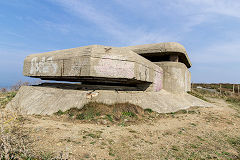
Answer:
54 102 157 126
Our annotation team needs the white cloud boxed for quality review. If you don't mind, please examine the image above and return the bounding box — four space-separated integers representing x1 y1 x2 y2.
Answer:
50 0 240 45
3 31 24 38
29 18 71 34
191 41 240 63
113 0 235 34
169 0 240 17
50 0 176 45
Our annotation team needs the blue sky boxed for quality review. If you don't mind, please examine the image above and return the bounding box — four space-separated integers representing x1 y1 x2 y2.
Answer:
0 0 239 87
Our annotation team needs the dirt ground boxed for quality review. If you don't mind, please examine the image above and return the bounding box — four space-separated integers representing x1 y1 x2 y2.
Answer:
4 97 236 160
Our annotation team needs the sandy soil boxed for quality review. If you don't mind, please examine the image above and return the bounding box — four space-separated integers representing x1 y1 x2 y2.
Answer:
15 97 240 160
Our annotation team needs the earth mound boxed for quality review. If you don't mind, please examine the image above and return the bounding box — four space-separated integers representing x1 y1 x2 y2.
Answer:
53 102 159 126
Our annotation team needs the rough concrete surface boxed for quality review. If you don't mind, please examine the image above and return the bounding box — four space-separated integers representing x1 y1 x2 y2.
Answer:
155 62 191 93
123 42 192 68
23 45 163 91
7 42 205 115
6 85 212 115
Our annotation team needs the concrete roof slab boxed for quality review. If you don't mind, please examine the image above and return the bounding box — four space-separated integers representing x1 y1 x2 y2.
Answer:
123 42 192 68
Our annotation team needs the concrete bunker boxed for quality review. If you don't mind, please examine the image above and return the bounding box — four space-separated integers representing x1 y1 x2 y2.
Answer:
6 42 212 115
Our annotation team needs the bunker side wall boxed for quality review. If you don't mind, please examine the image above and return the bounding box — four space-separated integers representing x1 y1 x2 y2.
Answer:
154 62 191 93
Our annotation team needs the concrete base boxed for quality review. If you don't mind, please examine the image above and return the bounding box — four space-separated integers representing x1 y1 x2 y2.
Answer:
6 84 213 115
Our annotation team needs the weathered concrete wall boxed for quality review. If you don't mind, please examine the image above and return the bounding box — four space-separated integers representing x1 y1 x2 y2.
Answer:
123 42 192 68
6 85 212 115
6 43 209 115
23 45 163 92
154 62 191 93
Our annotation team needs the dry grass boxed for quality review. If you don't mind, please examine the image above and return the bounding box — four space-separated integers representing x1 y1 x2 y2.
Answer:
0 110 32 159
1 101 240 159
0 80 31 109
0 110 67 159
190 88 240 113
26 101 240 159
0 87 240 159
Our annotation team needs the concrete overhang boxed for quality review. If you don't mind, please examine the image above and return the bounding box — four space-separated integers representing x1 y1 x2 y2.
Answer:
123 42 192 68
23 45 163 91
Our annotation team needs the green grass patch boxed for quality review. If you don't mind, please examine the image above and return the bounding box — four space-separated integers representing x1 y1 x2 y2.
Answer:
53 102 160 126
187 91 209 102
0 91 17 108
171 145 179 151
106 114 113 122
55 110 65 116
226 97 240 106
122 111 136 117
87 133 98 138
228 136 240 152
144 108 153 113
225 96 240 113
76 113 85 120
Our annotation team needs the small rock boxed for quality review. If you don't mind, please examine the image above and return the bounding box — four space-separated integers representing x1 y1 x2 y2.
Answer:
100 119 108 125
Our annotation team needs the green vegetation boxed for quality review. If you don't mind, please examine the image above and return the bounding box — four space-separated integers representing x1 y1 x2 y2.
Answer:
55 110 65 116
106 114 113 122
2 83 240 159
187 91 209 102
53 102 155 126
171 145 179 151
76 113 85 120
193 83 239 91
226 96 240 113
159 134 240 160
193 83 240 97
0 91 17 108
228 136 240 152
166 109 198 115
190 87 240 113
122 111 136 117
144 108 153 113
87 133 98 139
0 109 56 160
108 148 115 157
226 97 240 106
83 131 102 139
